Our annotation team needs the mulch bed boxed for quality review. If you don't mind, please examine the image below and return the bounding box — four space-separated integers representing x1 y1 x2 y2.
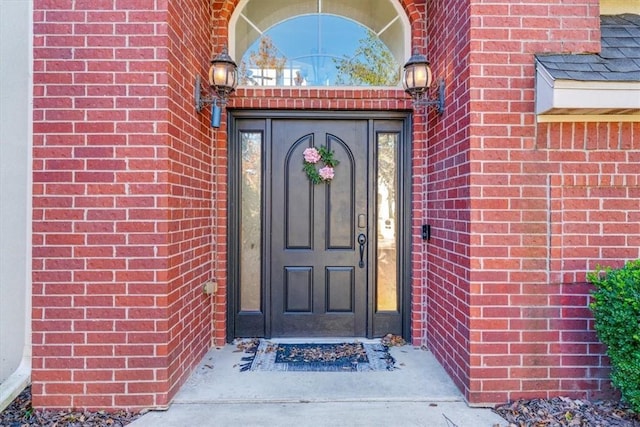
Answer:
3 383 640 426
494 396 640 426
0 387 141 427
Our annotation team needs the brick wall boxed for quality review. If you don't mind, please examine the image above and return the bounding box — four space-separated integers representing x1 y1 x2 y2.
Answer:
164 0 215 401
420 0 474 396
461 0 637 406
466 122 639 405
32 0 215 410
419 0 637 407
210 1 233 346
31 0 638 411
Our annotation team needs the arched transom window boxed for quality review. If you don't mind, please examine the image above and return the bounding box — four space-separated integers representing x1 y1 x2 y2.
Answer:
230 0 409 87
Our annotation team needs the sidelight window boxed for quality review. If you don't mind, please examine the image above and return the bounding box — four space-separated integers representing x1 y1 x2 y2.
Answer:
376 132 399 312
240 131 262 311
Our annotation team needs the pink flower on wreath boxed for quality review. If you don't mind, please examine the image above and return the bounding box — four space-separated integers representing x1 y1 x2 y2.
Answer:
318 166 335 181
303 147 321 164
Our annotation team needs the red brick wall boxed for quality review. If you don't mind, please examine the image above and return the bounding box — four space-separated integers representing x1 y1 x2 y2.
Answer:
32 0 215 410
420 0 635 407
466 122 639 405
461 0 636 406
545 122 640 280
209 2 233 346
164 0 215 401
420 0 473 396
31 0 638 412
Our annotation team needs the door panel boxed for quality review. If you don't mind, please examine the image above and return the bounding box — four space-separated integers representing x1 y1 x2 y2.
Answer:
271 120 368 337
284 267 312 312
284 134 313 249
325 135 355 249
326 267 354 312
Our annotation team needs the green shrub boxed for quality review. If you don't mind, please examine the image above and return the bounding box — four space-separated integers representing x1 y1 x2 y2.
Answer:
587 259 640 412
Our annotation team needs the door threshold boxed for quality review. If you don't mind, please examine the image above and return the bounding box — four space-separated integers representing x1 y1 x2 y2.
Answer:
253 337 381 344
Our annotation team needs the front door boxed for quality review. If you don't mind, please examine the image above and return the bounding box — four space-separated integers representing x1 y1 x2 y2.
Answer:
271 119 368 337
228 112 409 340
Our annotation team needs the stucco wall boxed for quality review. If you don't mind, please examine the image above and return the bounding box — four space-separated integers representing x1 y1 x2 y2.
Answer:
0 0 32 386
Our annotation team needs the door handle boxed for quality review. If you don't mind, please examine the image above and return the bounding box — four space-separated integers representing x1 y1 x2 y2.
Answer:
357 233 367 268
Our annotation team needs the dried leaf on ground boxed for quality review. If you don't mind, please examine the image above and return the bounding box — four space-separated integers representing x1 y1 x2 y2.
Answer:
494 396 640 427
0 387 141 427
381 333 406 347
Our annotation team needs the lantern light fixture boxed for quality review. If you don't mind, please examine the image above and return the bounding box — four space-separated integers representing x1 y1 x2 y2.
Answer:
194 46 238 125
402 48 445 115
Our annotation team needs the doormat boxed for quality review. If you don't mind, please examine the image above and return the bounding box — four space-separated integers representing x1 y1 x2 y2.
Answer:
239 340 396 372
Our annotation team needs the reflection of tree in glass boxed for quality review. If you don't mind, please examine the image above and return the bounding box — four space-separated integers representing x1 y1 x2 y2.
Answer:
242 134 261 233
377 133 398 312
240 36 287 86
238 61 251 86
242 136 261 195
377 134 396 218
333 31 400 86
240 133 262 310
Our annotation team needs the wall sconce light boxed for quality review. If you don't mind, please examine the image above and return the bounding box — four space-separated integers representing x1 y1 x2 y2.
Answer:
402 49 445 115
194 46 238 127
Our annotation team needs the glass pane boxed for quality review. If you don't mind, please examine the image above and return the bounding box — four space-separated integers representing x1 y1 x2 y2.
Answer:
237 9 400 87
240 132 262 311
377 133 398 312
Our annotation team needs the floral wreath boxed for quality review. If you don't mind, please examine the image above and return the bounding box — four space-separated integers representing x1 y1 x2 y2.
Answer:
302 146 339 184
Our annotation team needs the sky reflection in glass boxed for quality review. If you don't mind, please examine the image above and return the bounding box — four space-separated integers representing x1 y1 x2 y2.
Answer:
240 15 394 87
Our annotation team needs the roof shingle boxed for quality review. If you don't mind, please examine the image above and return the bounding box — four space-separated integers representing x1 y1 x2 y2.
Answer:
536 14 640 82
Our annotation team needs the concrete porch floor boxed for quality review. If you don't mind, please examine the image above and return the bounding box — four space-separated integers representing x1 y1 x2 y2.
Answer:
129 340 506 427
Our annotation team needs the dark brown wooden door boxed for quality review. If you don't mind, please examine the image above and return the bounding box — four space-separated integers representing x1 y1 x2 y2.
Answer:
228 113 408 341
270 119 368 337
